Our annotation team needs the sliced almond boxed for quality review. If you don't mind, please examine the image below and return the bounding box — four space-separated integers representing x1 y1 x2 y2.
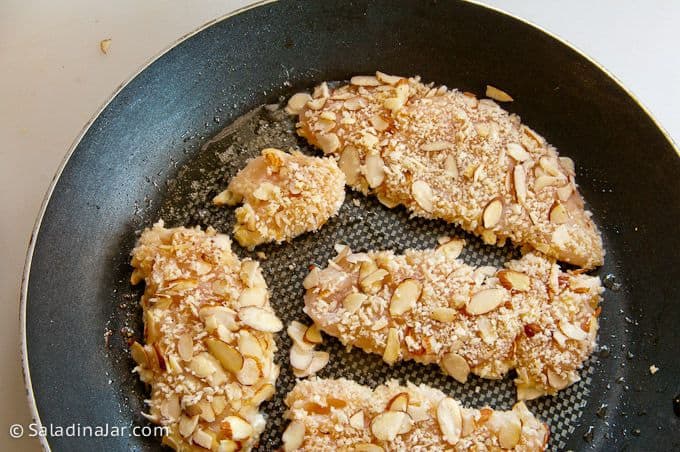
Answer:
354 444 385 452
303 324 323 344
497 270 531 292
319 111 336 121
240 260 267 288
370 410 409 441
313 82 330 99
370 115 390 131
160 393 181 420
360 268 389 295
461 410 476 438
179 414 199 438
441 353 470 383
383 328 400 365
282 420 305 452
192 428 215 450
339 146 361 185
238 330 265 361
236 357 261 385
205 338 243 374
316 118 337 133
349 411 365 429
307 97 327 110
437 397 462 445
556 182 573 202
250 383 275 405
485 85 513 102
130 341 148 367
534 175 559 192
506 143 530 162
559 156 576 175
516 383 545 401
290 344 314 370
238 287 267 307
99 38 112 54
539 156 561 176
384 96 405 112
513 165 527 204
212 395 227 416
351 75 380 86
361 132 379 148
200 306 238 332
397 412 414 435
309 351 330 375
547 369 570 390
177 333 194 361
222 415 253 441
387 392 409 412
344 96 367 111
287 320 315 351
444 154 459 178
437 239 464 259
498 413 522 449
482 198 503 229
467 288 506 315
412 180 434 212
359 259 378 280
238 306 283 332
302 267 320 290
552 329 567 348
365 154 386 188
421 141 453 152
286 93 312 115
189 352 219 378
376 71 403 85
197 400 215 422
377 192 400 208
558 320 588 341
317 133 340 154
478 317 496 345
431 307 457 322
389 279 423 316
343 292 368 313
549 201 570 224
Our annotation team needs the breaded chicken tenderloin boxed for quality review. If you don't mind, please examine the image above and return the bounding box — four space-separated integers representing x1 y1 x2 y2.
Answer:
303 242 602 400
282 378 549 451
291 73 604 269
130 222 283 451
214 147 345 249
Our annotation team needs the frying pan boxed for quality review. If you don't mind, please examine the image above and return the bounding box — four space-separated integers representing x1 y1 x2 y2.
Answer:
21 0 680 450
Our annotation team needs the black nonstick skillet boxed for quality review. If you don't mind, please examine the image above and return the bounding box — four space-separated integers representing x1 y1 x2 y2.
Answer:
21 0 680 450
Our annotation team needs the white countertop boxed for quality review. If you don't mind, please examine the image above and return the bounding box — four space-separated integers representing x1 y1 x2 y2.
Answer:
1 1 678 449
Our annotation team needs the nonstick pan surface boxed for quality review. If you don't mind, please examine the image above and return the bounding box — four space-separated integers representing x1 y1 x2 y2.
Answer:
22 0 680 450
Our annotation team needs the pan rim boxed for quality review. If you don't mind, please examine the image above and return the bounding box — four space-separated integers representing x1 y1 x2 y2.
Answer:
18 0 680 450
19 2 275 449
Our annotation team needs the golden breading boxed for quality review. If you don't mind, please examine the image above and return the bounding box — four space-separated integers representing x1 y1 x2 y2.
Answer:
303 243 602 399
214 148 345 249
293 72 604 269
130 221 283 451
282 378 549 451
